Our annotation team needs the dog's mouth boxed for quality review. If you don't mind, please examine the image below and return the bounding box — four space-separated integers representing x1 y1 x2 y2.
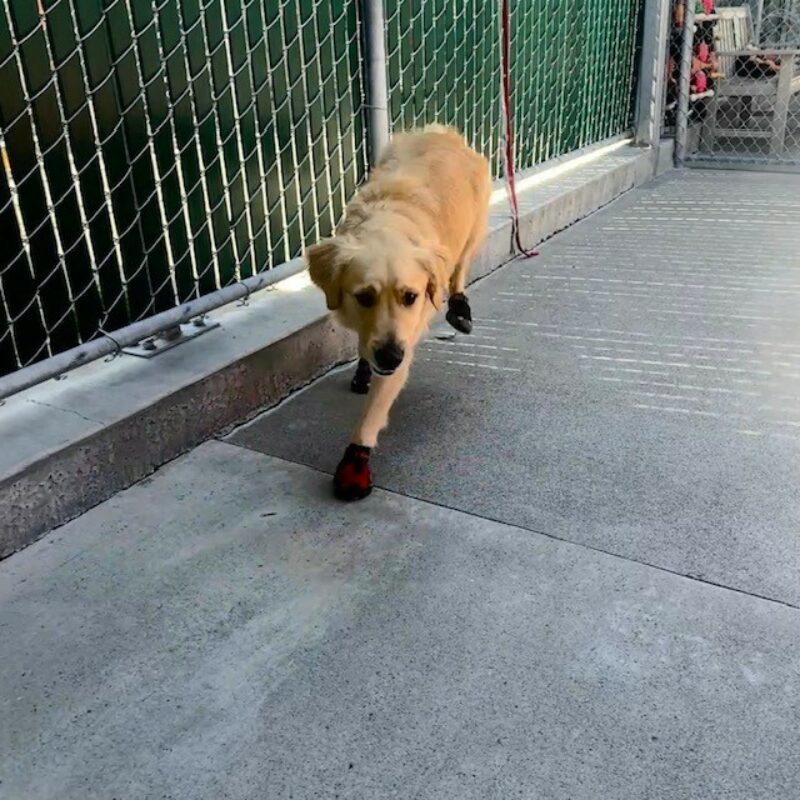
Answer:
371 365 396 377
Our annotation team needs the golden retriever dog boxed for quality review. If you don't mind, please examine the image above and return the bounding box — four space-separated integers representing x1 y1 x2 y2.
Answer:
305 125 490 500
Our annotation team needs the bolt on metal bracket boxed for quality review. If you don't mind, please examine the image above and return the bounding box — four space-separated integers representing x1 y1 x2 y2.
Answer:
122 318 220 359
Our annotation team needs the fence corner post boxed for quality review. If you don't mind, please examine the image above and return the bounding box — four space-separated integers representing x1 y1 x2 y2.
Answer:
362 0 391 166
633 0 673 149
674 1 697 165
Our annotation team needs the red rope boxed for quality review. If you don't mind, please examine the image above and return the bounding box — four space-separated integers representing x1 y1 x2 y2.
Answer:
500 0 537 258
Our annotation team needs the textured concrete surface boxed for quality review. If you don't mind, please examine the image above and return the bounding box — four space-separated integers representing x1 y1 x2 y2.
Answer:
2 441 799 800
0 143 659 558
231 170 800 607
4 167 799 799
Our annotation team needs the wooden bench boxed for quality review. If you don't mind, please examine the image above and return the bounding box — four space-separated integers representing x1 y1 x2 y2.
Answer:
702 6 800 156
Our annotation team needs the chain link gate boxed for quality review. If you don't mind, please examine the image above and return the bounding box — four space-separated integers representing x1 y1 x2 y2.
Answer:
671 0 800 171
0 0 644 388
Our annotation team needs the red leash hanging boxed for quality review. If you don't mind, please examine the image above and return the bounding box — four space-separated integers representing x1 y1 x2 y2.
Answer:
499 0 537 258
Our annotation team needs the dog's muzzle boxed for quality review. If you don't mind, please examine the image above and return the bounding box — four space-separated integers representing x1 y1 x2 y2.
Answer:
372 340 405 375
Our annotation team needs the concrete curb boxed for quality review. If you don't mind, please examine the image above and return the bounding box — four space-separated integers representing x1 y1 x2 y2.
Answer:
0 142 670 556
0 316 355 556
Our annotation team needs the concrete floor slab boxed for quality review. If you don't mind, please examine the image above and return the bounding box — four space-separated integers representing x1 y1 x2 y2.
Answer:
230 170 800 606
1 440 798 799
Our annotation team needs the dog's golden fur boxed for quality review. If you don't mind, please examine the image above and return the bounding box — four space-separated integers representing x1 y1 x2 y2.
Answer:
306 125 490 449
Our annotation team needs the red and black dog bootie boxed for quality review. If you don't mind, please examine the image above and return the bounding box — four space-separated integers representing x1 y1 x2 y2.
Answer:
446 292 473 334
350 358 372 394
333 443 373 501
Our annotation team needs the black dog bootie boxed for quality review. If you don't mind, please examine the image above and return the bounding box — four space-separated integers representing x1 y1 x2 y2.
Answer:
446 293 473 334
350 358 372 394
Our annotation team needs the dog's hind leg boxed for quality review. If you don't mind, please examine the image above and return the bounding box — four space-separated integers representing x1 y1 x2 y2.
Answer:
446 217 487 335
449 229 483 296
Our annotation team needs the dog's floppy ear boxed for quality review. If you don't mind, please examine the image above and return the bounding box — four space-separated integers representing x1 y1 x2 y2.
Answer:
418 245 451 311
306 238 343 310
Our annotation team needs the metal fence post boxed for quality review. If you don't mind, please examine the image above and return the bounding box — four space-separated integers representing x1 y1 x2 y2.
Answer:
633 0 673 148
674 2 696 164
362 0 390 165
753 0 765 41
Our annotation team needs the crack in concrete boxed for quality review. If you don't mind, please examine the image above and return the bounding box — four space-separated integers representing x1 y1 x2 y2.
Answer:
27 398 101 425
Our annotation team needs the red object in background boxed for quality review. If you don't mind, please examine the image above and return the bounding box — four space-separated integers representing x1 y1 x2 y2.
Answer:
691 70 708 93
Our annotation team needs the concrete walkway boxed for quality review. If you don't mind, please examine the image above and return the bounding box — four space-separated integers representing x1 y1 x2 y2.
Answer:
2 170 800 799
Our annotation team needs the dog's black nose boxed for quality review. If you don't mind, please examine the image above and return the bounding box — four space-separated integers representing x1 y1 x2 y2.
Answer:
373 340 404 373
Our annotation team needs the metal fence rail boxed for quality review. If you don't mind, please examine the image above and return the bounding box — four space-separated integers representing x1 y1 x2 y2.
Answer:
0 0 644 386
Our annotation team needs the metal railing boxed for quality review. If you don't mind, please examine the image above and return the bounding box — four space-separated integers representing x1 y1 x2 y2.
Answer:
0 0 644 396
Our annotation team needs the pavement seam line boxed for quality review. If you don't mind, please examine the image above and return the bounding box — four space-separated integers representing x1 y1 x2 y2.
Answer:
219 438 800 613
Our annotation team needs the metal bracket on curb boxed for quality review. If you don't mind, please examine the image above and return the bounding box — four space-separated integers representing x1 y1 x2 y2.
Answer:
123 318 220 359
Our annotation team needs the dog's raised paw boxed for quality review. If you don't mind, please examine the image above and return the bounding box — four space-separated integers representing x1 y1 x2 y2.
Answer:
350 358 372 395
333 443 373 501
446 292 473 334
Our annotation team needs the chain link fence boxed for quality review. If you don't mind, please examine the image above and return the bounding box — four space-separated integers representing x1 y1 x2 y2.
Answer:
0 0 367 378
384 0 502 173
0 0 643 383
670 0 800 170
384 0 642 177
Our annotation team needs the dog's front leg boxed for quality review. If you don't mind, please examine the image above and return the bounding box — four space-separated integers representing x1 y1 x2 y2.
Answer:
332 354 413 501
352 356 412 448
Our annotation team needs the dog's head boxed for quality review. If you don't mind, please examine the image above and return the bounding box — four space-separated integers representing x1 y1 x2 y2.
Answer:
306 233 449 375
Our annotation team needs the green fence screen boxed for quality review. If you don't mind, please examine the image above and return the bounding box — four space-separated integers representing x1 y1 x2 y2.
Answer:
385 0 642 175
0 0 642 380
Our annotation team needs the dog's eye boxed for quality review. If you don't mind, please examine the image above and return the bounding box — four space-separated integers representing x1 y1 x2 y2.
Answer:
402 291 417 307
355 291 376 309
